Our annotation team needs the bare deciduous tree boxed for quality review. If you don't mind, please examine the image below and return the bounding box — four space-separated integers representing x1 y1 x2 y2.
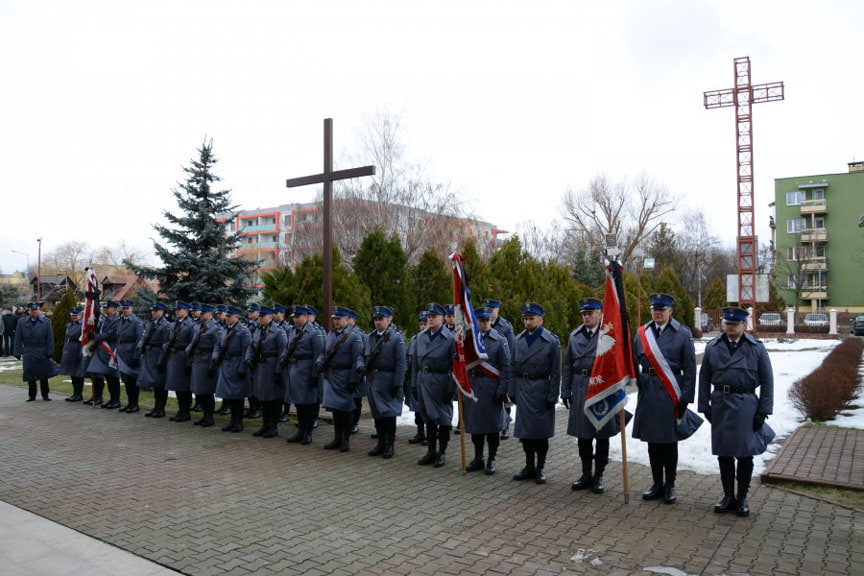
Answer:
677 210 719 307
561 173 676 264
293 107 468 266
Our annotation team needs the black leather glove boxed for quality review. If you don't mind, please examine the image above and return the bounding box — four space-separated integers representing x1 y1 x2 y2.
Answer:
546 401 557 410
703 411 712 423
14 354 21 360
753 412 767 431
676 398 688 415
390 384 400 397
156 360 165 373
237 367 247 379
562 397 571 409
443 389 454 403
348 382 358 394
129 356 141 369
356 364 367 376
309 377 319 389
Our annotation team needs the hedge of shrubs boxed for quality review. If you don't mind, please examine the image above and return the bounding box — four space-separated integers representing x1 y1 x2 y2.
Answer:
789 337 864 421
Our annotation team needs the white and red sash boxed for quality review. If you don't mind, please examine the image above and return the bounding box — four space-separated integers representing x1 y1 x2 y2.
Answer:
638 325 683 418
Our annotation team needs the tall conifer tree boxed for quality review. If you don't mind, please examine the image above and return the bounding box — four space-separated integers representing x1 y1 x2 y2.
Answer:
132 140 254 303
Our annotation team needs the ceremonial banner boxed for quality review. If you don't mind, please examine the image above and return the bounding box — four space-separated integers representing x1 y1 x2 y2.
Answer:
584 260 635 430
449 252 496 400
80 268 100 358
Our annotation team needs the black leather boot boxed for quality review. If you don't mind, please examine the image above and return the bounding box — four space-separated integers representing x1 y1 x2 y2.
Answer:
368 419 385 456
591 462 605 494
418 423 437 465
513 443 536 481
434 426 449 467
714 457 737 513
571 454 594 491
642 460 664 500
736 482 750 517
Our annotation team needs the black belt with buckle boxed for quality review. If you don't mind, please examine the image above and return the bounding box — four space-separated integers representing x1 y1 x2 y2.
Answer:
421 366 449 374
716 384 755 394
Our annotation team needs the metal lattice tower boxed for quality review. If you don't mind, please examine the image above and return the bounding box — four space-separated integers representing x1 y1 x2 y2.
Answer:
704 56 784 317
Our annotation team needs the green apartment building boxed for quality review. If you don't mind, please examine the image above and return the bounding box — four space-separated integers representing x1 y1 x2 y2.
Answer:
773 161 864 313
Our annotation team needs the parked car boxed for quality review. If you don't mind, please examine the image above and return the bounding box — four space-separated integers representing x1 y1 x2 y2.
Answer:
803 312 829 327
758 312 783 326
852 315 864 336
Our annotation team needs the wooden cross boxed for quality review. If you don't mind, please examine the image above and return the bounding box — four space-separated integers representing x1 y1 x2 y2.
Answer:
286 118 375 323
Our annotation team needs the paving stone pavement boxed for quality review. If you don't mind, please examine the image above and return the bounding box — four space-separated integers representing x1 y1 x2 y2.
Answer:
1 383 862 576
763 427 864 490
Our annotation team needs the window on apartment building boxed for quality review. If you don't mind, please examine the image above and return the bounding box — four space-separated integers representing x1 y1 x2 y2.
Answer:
813 216 825 229
811 189 825 200
815 245 826 258
786 246 799 261
786 218 806 233
786 191 805 205
786 275 799 289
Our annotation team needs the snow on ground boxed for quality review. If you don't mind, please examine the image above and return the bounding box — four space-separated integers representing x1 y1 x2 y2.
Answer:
397 338 862 476
5 340 864 475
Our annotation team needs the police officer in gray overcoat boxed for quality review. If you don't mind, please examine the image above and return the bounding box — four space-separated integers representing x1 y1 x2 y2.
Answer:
632 293 697 504
14 301 57 401
60 307 87 402
412 302 456 468
699 306 774 517
485 298 516 439
116 300 144 413
215 306 252 433
463 306 511 476
163 301 196 422
284 305 326 445
138 303 171 417
361 306 407 459
87 300 123 409
509 302 561 485
246 306 286 438
405 311 429 445
563 297 626 494
319 307 364 452
347 312 368 435
272 304 293 422
187 304 224 428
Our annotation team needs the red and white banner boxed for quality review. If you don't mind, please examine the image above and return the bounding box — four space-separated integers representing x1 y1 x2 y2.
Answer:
80 268 99 358
449 252 497 400
584 260 635 430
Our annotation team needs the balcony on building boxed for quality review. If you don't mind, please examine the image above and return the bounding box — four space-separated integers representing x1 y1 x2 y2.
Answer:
800 228 827 243
800 257 828 272
802 287 828 301
799 198 828 215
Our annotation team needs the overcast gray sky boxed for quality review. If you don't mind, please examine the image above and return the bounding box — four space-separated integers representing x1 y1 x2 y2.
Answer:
1 0 861 274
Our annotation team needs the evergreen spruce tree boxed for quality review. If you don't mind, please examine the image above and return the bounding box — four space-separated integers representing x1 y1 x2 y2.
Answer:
51 289 78 359
131 140 254 304
353 229 409 326
408 250 450 317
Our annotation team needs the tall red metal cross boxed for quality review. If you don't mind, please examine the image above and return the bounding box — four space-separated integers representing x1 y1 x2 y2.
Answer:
286 118 375 323
704 56 784 319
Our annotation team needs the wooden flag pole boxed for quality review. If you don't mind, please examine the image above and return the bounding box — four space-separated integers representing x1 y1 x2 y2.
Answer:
619 405 629 504
458 391 467 473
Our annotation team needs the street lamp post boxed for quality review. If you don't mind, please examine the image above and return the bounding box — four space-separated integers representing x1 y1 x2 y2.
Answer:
37 238 42 302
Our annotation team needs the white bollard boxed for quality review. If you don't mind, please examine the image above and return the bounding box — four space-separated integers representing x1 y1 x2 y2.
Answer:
829 309 838 335
786 307 796 336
